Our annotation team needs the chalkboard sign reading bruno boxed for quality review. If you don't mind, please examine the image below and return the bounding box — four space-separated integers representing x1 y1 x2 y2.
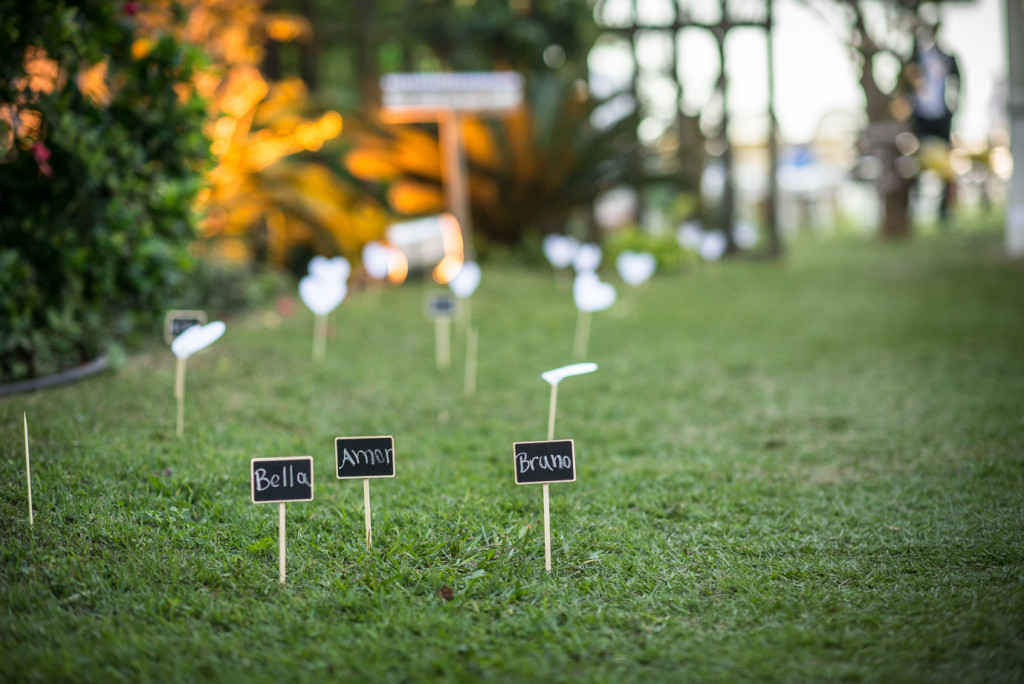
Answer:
164 309 207 345
336 436 396 479
513 439 575 485
251 456 314 503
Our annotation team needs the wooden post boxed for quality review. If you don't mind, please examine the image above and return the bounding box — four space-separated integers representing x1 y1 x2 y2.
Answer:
24 412 32 526
543 482 552 573
314 313 327 362
547 383 558 441
436 317 451 370
363 477 372 549
278 502 287 584
439 111 475 261
174 357 187 437
573 311 592 360
464 327 478 396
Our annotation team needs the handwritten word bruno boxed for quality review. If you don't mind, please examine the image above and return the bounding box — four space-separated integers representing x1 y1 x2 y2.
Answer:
254 465 312 491
338 447 393 469
516 452 572 473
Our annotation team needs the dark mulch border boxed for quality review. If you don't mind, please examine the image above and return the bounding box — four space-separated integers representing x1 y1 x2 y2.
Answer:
0 355 109 396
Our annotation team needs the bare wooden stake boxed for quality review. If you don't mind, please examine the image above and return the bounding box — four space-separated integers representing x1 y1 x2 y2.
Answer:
174 357 187 437
436 317 451 371
279 502 287 584
363 477 373 549
543 483 552 573
573 310 592 360
313 314 327 362
464 327 478 396
24 412 33 526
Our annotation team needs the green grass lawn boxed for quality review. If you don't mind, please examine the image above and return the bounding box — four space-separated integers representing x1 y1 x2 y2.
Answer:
2 229 1023 682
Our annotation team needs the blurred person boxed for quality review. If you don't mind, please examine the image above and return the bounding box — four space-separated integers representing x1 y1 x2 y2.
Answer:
906 22 961 225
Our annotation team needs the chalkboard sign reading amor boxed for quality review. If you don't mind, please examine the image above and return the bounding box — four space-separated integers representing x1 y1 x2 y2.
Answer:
335 436 396 479
514 439 575 485
164 309 207 344
251 456 314 503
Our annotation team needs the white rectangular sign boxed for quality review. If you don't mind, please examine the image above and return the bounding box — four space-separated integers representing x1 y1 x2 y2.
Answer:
381 71 523 116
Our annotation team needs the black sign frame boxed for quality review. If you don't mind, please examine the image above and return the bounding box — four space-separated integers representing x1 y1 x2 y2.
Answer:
425 292 456 319
164 309 207 344
335 436 396 480
513 439 576 485
251 456 314 504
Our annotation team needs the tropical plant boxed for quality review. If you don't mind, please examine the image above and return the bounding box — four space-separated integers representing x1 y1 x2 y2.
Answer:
0 0 209 382
135 0 389 267
344 72 640 250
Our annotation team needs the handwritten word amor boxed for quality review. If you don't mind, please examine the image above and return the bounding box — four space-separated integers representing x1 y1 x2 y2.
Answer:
255 465 311 491
339 447 393 469
517 452 572 473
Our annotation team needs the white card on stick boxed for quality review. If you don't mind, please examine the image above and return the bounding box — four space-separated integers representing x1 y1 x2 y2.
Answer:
171 321 226 359
542 234 580 269
299 275 347 317
573 242 602 272
616 250 656 286
448 261 481 299
541 362 598 386
573 271 616 313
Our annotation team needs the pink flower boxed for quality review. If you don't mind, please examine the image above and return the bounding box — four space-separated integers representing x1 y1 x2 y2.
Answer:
123 2 141 16
31 141 53 178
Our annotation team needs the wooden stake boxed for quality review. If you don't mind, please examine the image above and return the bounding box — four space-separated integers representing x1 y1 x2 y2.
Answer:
174 357 187 437
543 482 551 573
464 327 478 396
313 314 327 362
278 502 287 584
363 477 373 549
24 412 32 526
573 310 591 360
435 317 451 370
458 297 472 335
547 383 558 441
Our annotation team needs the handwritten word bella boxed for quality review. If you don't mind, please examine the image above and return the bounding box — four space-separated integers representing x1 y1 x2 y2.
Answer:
254 465 311 491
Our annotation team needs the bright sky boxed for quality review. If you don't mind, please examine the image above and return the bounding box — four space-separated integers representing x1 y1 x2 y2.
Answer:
590 0 1007 146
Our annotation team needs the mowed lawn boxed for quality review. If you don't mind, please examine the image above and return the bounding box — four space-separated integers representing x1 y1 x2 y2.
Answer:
2 229 1023 682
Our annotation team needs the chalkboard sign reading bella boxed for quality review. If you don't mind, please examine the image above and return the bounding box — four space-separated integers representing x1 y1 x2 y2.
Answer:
164 309 207 344
251 456 314 503
513 439 575 485
426 292 456 319
335 436 396 479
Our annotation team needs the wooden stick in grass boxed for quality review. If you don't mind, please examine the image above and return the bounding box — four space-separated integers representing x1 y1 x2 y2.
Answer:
24 412 32 526
514 362 597 572
436 316 451 371
279 502 287 583
250 456 314 585
174 356 187 437
464 327 478 396
363 478 372 549
335 436 396 550
170 321 226 437
572 271 615 360
313 313 327 362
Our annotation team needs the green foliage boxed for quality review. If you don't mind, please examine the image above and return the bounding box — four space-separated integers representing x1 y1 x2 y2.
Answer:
0 0 210 382
1 230 1022 681
605 225 691 271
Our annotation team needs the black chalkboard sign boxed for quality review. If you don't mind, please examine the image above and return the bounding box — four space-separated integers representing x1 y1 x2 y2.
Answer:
426 293 456 319
164 309 207 344
336 436 396 479
251 456 314 503
513 440 575 485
